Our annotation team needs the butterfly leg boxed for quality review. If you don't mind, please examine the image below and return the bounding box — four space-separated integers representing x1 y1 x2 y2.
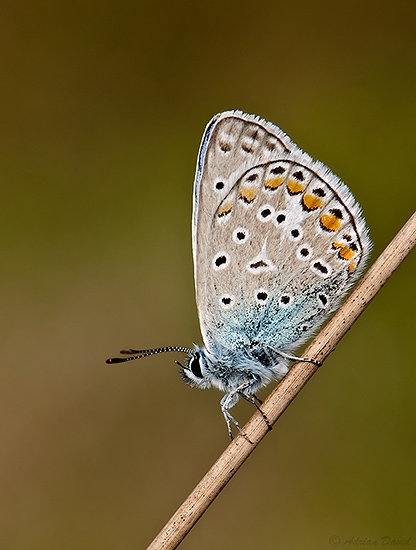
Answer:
264 344 322 367
238 392 272 432
220 393 253 443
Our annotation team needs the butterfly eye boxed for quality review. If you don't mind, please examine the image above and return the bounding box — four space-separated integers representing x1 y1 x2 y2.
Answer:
189 355 203 378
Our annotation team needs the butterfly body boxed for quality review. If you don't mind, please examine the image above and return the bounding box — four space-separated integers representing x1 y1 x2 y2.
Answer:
107 110 371 438
182 111 371 436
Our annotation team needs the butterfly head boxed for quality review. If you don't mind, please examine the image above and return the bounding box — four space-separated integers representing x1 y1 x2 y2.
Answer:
106 344 215 389
180 348 213 390
180 343 281 397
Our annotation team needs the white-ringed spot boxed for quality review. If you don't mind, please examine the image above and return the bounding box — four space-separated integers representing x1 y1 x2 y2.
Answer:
310 258 332 278
214 178 226 192
255 288 269 304
288 225 303 242
296 243 313 260
273 210 287 227
232 227 249 244
317 293 329 308
219 294 235 309
280 294 292 307
213 251 230 271
257 204 275 223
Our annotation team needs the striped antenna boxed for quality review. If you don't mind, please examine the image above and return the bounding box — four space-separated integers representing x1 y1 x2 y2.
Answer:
106 346 193 364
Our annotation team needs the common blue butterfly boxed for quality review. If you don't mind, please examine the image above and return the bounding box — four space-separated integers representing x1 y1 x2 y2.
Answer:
107 111 371 438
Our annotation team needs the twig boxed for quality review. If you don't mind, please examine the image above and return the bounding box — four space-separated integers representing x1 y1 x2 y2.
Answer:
147 211 416 550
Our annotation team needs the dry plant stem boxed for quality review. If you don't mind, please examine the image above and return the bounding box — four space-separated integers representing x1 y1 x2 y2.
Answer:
147 211 416 550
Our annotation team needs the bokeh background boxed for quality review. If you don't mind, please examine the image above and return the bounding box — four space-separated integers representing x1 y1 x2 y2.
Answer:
1 1 415 548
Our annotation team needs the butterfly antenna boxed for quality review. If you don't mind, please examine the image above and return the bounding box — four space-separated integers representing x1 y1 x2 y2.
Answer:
106 346 193 364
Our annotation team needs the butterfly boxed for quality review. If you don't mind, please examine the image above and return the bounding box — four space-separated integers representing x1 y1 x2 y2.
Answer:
107 111 371 439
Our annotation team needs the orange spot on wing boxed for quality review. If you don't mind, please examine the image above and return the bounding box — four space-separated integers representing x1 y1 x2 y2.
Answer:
339 246 356 260
217 201 233 217
320 213 341 231
287 179 305 194
264 176 284 189
348 262 356 273
302 194 323 210
239 187 257 203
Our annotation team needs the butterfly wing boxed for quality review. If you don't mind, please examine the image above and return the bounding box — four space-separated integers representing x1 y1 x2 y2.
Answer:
192 111 371 355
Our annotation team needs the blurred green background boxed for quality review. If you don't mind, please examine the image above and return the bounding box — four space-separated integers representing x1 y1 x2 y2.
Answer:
1 1 415 548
